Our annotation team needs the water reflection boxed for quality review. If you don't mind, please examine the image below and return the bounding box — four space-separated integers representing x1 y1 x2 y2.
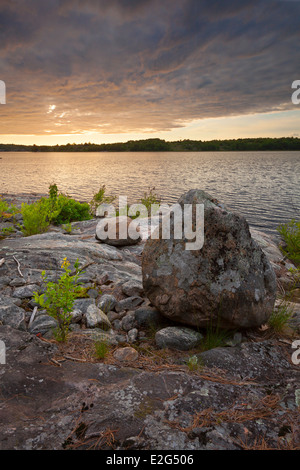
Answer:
0 151 299 236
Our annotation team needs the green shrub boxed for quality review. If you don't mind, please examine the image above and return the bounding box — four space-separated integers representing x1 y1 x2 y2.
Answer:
268 301 294 333
21 198 56 236
47 183 91 224
0 197 9 216
20 184 91 235
277 219 300 265
201 321 230 351
186 355 199 372
1 226 15 235
140 187 161 216
94 340 110 359
0 197 19 218
51 194 91 225
34 257 83 342
89 184 116 215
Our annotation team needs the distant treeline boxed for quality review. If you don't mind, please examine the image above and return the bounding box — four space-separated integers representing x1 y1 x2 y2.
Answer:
1 137 300 152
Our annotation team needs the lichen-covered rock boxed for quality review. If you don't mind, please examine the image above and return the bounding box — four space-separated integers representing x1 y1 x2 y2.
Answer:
115 296 144 312
142 190 277 329
98 294 117 313
122 279 144 297
155 326 203 351
84 304 112 330
0 295 26 330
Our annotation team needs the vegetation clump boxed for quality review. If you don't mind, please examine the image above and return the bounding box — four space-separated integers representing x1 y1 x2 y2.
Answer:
89 184 116 216
277 219 300 265
0 196 19 218
34 257 83 342
140 187 161 216
34 258 81 342
94 340 110 359
20 184 91 236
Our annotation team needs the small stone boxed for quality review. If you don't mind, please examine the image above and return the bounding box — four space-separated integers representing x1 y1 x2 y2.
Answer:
113 346 139 362
28 315 58 336
12 284 39 299
135 306 163 328
96 215 142 247
0 276 11 288
87 288 99 299
107 311 122 322
80 329 118 345
69 309 83 323
98 294 117 313
112 319 122 330
115 296 144 312
73 298 96 314
0 296 26 330
122 280 144 297
155 326 203 351
127 328 138 343
9 278 26 287
85 304 112 330
115 333 127 343
225 332 243 347
121 311 137 332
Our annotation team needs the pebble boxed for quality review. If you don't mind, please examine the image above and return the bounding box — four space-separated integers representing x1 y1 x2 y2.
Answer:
127 328 138 343
113 346 139 362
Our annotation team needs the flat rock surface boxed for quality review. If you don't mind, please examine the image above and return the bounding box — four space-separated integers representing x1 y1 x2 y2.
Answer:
0 208 299 450
0 325 299 450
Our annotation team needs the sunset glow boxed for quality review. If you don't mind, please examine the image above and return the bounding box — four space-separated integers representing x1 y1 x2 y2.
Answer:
0 0 300 145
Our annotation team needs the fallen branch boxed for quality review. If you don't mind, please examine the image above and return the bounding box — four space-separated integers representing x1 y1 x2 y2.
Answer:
64 354 87 363
13 255 23 277
50 358 62 367
28 306 38 329
0 258 5 267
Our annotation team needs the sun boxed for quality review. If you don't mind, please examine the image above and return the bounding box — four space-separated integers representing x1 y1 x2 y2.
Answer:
47 105 56 114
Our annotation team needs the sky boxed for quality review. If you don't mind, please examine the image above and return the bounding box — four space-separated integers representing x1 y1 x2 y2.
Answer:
0 0 300 145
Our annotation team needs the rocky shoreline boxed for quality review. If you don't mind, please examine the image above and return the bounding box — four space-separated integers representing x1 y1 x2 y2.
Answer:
0 193 299 450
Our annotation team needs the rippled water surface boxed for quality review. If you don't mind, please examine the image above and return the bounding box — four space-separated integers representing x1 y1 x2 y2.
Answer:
0 151 299 236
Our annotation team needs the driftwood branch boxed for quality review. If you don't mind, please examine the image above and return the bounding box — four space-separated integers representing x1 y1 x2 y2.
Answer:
13 255 23 277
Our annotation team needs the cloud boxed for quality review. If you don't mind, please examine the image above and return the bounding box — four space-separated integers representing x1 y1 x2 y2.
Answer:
0 0 299 136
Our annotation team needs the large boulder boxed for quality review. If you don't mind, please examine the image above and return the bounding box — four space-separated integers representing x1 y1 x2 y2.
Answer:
142 190 277 329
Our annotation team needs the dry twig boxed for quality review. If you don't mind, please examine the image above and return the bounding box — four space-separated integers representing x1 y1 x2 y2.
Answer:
13 255 23 277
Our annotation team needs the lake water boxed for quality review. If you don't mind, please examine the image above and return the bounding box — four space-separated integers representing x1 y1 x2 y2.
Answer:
0 151 299 237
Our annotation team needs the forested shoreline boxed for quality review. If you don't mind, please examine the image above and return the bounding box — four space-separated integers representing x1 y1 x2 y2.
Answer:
1 137 300 152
